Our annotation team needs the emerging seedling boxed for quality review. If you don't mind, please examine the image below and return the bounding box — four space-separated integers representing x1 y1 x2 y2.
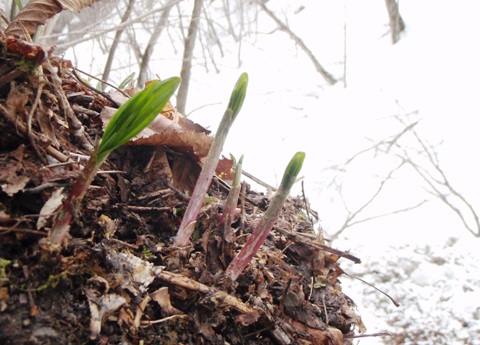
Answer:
220 155 244 242
225 151 306 281
174 73 248 247
45 77 180 250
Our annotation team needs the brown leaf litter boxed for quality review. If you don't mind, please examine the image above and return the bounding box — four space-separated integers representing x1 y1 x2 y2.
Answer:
0 34 366 344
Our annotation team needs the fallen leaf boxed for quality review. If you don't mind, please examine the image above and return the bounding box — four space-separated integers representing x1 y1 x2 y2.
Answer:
37 108 60 148
150 287 182 317
0 175 29 197
5 0 100 38
170 153 201 194
216 156 235 181
86 291 126 340
117 307 135 328
37 187 64 230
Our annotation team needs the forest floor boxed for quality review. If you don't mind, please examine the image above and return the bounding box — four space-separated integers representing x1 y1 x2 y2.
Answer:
0 35 363 344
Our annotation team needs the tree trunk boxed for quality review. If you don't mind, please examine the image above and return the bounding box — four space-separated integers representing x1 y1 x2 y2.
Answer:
384 0 405 44
176 0 204 115
137 0 176 87
102 0 136 84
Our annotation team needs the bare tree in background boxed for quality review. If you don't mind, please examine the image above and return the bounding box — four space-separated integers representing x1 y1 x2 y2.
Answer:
137 0 177 86
257 0 337 85
327 112 479 240
176 0 204 115
393 115 480 237
11 0 338 91
384 0 405 44
325 118 427 241
102 0 135 83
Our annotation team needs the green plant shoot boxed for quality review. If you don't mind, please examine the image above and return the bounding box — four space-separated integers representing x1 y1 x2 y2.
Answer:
174 73 248 247
45 77 180 250
118 72 135 89
225 152 305 281
97 77 181 162
220 155 244 242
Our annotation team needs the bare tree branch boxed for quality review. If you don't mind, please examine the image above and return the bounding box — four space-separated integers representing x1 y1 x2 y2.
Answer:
384 0 405 44
137 0 178 86
176 0 204 114
393 117 480 237
330 112 480 239
257 0 337 85
54 0 182 51
102 0 136 84
330 160 426 240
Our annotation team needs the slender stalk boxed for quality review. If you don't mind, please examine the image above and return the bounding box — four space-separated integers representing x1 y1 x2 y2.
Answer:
225 152 305 281
174 73 248 247
47 153 100 246
220 155 243 242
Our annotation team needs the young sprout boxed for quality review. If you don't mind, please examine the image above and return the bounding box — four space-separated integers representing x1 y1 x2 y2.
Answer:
220 155 244 242
174 73 248 247
225 152 306 281
45 77 180 250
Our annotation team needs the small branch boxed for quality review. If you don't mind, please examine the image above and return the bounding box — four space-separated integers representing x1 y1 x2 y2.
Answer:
153 267 257 315
257 1 337 85
275 228 361 264
344 271 400 307
54 0 183 51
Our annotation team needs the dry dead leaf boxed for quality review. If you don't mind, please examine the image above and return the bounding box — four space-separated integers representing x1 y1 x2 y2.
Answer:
132 131 212 163
86 291 126 340
150 287 182 317
170 154 201 194
37 108 60 147
105 251 154 293
57 0 100 12
85 275 126 340
0 145 30 197
216 156 235 181
117 307 135 328
134 295 151 328
37 187 65 229
5 0 100 37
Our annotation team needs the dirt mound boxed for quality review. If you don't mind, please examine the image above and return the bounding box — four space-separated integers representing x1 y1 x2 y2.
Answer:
0 31 364 344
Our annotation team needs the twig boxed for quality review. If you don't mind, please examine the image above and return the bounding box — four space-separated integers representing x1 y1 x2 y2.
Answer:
153 267 257 315
257 1 337 85
140 314 188 327
0 227 47 237
69 68 119 105
275 228 361 264
242 169 277 192
44 59 94 151
26 68 48 164
346 332 392 339
344 271 400 307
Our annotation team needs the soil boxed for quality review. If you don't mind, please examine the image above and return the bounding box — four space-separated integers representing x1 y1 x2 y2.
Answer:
0 35 364 344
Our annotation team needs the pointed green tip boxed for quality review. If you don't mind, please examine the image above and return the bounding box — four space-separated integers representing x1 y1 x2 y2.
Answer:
227 72 248 119
279 152 306 190
287 151 306 177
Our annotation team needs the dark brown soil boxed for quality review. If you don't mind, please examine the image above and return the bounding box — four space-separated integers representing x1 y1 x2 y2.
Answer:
0 34 363 345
